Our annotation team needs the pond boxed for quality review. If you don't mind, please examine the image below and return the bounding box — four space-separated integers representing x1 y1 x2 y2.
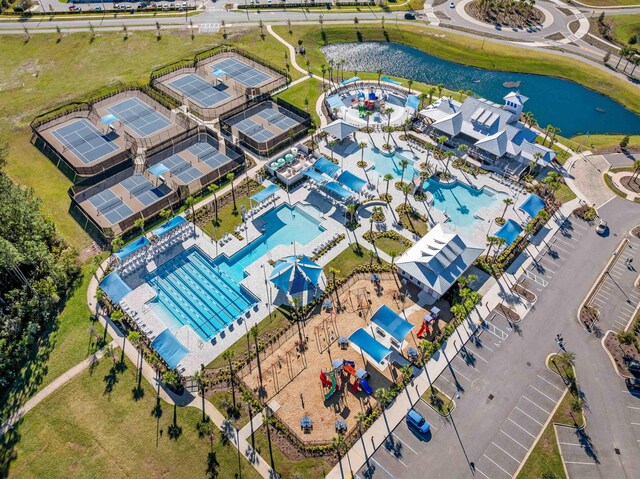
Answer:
321 42 640 137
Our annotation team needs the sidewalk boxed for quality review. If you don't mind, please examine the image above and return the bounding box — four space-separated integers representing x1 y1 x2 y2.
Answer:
326 199 579 478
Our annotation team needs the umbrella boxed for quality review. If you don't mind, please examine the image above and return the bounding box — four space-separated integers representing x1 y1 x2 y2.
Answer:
269 255 322 296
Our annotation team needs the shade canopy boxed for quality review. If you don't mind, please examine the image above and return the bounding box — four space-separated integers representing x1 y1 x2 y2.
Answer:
336 170 367 193
302 168 328 183
212 68 226 76
99 272 132 304
251 183 281 204
370 305 414 343
405 95 420 110
326 95 344 111
495 219 523 246
101 114 118 125
313 157 341 177
519 194 545 219
114 236 150 261
151 216 186 238
381 76 402 86
323 181 354 200
269 255 322 296
341 76 360 86
151 329 189 369
322 120 360 141
349 328 392 366
148 163 171 177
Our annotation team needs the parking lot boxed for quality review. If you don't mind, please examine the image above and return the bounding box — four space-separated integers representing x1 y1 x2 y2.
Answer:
588 236 640 332
556 424 602 479
473 366 566 479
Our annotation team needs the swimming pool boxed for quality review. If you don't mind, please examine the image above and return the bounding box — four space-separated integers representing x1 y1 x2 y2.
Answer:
423 178 504 228
214 204 326 283
366 147 419 180
146 246 258 342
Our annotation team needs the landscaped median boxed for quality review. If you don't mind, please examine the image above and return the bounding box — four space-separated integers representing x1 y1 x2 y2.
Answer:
421 386 455 416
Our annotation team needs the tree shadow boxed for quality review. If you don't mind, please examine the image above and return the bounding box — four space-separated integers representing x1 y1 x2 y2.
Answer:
575 428 599 464
167 404 182 440
206 451 220 478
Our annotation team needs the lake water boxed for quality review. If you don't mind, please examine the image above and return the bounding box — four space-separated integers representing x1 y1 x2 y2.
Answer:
321 42 640 137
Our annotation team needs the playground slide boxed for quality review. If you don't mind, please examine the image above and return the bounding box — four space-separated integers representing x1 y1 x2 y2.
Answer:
343 360 355 368
319 371 332 388
417 322 428 338
359 378 373 395
324 372 337 400
343 364 357 376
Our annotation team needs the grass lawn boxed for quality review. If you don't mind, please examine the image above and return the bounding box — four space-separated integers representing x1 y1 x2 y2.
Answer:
251 426 333 479
0 254 109 415
578 0 640 7
609 14 640 45
208 389 251 429
325 243 387 280
276 24 640 116
421 386 454 416
275 77 324 126
200 184 264 240
556 183 577 204
399 207 429 236
571 134 640 152
536 136 571 165
365 232 411 256
4 352 260 479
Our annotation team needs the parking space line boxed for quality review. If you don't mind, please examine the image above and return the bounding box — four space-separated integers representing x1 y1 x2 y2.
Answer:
536 375 565 393
450 366 472 383
492 441 520 463
529 385 557 402
550 242 571 254
559 441 582 446
508 418 536 438
370 457 396 478
500 429 529 450
630 422 640 426
392 434 417 455
537 263 557 274
596 291 610 299
515 407 544 426
383 449 407 468
627 406 640 410
522 395 551 414
475 467 491 479
591 297 607 307
471 350 489 363
483 454 512 476
564 460 596 465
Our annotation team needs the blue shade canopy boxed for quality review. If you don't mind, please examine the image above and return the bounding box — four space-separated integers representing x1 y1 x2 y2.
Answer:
99 272 132 304
370 305 414 342
313 157 341 177
405 94 420 110
101 114 118 125
322 120 360 141
151 216 186 238
148 163 171 177
341 76 360 86
336 170 367 193
251 183 281 203
151 329 189 369
270 255 322 295
349 328 392 365
323 181 354 200
326 95 344 111
212 68 226 76
381 76 402 86
519 194 545 218
114 236 150 261
303 168 328 183
495 219 523 246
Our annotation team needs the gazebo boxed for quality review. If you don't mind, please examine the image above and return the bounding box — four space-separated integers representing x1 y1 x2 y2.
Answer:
269 255 323 304
322 120 360 143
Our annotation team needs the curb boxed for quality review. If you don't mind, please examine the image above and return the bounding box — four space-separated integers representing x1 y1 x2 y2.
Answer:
601 330 632 379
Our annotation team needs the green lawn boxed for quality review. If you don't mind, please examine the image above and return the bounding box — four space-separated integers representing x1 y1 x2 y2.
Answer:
364 232 411 256
325 243 386 280
556 183 577 204
4 352 260 479
571 134 640 152
578 0 640 7
421 386 454 416
277 24 640 116
536 136 571 165
275 77 323 126
199 183 264 240
251 426 333 479
1 254 109 415
208 389 251 429
609 14 640 45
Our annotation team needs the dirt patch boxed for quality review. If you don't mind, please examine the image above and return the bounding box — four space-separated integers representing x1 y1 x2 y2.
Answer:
514 283 536 302
604 331 640 378
580 305 599 330
545 32 566 41
568 20 580 34
465 0 544 28
496 303 520 322
620 175 640 194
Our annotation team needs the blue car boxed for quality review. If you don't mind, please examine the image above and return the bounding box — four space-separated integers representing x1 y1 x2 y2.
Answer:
406 409 430 434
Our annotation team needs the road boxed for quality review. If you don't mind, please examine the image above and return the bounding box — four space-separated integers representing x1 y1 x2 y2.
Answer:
358 196 640 478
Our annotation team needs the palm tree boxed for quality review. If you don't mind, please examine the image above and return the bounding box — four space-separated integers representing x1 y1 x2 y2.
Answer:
389 250 398 268
262 410 277 471
437 83 444 98
359 141 368 164
632 159 640 181
401 183 412 209
485 235 500 258
320 64 326 86
226 172 236 213
500 198 514 219
407 79 414 94
400 364 413 385
159 208 172 222
428 86 436 105
543 171 562 198
134 217 145 236
450 303 466 323
250 325 263 390
630 56 640 76
399 159 409 184
542 125 553 146
444 150 456 175
185 196 196 221
222 350 237 414
458 89 465 102
327 139 336 162
346 203 357 224
419 91 429 110
374 387 391 408
549 126 561 148
376 68 383 85
208 183 220 224
493 237 507 261
111 236 124 253
328 266 341 288
383 173 394 198
616 46 631 69
333 433 346 460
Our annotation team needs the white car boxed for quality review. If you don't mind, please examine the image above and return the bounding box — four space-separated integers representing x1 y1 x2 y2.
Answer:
596 220 607 235
449 1 455 7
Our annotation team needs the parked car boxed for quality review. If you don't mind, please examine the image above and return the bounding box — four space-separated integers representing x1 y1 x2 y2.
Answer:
596 220 607 235
626 377 640 391
406 409 430 434
626 358 640 373
95 5 102 10
404 12 416 20
449 1 455 7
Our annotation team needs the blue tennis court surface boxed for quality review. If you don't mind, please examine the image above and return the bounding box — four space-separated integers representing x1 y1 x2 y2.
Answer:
121 175 170 206
107 98 172 137
188 142 237 170
158 154 204 184
211 57 272 88
168 74 231 108
88 189 134 225
52 119 118 164
230 105 301 142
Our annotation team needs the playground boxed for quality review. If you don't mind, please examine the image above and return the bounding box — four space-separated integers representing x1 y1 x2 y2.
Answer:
242 274 439 442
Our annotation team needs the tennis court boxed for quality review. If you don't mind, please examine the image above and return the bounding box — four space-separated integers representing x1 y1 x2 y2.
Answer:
188 142 237 171
168 74 231 108
159 154 205 184
107 98 172 137
226 103 303 143
51 119 118 165
211 57 272 88
121 175 170 206
88 189 134 225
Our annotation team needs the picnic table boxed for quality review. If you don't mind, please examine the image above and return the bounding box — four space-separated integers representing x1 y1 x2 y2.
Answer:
300 416 313 431
334 418 347 432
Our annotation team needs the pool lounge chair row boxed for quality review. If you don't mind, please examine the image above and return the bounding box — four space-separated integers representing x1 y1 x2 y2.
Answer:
312 232 342 255
489 172 527 193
